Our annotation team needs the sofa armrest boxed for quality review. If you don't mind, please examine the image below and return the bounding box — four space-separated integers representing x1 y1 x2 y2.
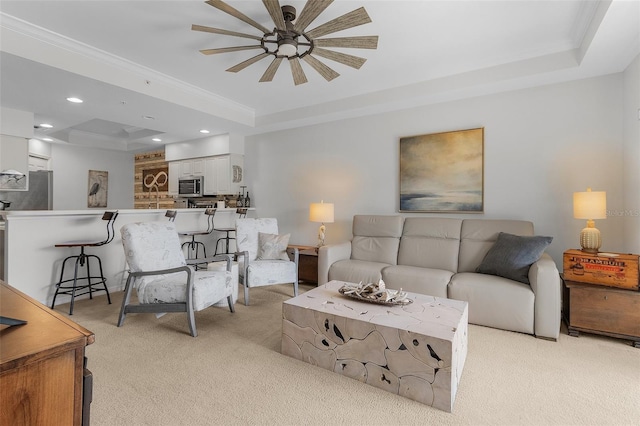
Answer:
318 242 352 285
528 253 562 340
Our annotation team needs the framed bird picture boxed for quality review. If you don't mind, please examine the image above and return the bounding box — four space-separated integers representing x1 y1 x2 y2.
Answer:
88 170 108 208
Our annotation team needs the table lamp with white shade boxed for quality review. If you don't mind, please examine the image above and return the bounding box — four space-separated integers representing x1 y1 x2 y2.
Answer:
309 201 334 247
573 187 607 253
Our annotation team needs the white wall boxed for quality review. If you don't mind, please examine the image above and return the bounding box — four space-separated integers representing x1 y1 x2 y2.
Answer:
622 54 640 254
0 107 33 138
244 73 627 267
51 143 134 210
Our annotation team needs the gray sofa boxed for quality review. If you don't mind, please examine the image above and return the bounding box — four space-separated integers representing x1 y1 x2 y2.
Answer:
318 215 561 340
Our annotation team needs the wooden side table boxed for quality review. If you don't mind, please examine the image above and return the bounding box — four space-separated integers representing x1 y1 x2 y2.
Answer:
563 279 640 347
288 245 318 285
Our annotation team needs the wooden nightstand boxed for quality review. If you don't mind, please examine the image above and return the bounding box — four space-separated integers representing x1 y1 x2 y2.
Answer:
562 250 640 348
563 280 640 347
288 244 318 285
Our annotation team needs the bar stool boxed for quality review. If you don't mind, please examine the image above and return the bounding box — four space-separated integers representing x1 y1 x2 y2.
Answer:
180 208 216 268
51 211 119 315
214 208 247 255
165 210 177 221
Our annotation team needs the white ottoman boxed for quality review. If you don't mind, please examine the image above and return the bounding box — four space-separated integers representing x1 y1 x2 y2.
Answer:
207 261 239 306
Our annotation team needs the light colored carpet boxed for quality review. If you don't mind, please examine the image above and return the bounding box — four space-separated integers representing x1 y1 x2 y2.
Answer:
59 283 639 426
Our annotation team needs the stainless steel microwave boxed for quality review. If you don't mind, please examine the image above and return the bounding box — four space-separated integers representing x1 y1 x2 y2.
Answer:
178 176 204 197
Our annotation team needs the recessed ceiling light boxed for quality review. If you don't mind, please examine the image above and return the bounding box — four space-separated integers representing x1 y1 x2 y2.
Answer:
42 138 53 142
199 129 210 134
143 115 155 120
152 138 162 142
66 97 83 103
39 123 53 128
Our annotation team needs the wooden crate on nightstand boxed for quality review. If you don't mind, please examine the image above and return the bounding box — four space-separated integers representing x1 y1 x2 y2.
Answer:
563 249 639 290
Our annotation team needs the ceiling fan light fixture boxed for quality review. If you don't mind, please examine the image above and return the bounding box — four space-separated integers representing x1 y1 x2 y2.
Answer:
277 38 298 57
194 1 378 84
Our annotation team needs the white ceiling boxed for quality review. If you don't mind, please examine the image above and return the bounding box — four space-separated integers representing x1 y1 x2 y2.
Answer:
0 0 638 151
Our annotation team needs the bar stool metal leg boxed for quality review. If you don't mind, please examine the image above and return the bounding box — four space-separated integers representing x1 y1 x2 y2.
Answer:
52 211 118 315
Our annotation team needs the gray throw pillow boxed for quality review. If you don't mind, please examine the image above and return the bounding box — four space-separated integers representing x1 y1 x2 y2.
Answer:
257 232 290 260
476 232 553 284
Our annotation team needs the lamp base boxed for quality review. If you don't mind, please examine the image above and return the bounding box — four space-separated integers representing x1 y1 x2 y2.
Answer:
579 226 601 254
317 223 326 247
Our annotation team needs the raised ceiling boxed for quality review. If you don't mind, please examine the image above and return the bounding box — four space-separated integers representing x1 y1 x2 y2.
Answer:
1 1 638 151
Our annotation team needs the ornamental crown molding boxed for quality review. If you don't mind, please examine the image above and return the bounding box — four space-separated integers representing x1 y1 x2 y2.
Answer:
0 12 255 125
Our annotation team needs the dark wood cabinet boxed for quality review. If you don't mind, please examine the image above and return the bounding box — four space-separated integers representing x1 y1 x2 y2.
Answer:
563 279 640 347
0 282 95 425
289 245 318 284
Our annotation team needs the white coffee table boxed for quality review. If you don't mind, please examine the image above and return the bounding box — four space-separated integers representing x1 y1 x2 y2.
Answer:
282 280 468 412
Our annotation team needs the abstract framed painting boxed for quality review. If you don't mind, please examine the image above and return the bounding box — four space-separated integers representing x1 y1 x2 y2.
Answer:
399 128 484 213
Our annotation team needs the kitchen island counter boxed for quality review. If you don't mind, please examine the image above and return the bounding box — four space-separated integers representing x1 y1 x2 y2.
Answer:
1 208 255 305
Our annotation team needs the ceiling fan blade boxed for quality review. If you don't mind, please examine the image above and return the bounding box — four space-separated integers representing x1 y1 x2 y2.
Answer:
199 45 264 55
312 47 367 69
305 7 372 39
226 52 270 73
314 35 378 50
289 57 308 85
262 0 286 31
259 57 284 82
191 24 263 41
302 55 339 82
205 0 271 34
293 0 334 33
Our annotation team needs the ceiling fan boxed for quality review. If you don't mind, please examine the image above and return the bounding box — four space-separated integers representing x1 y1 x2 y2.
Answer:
192 0 378 85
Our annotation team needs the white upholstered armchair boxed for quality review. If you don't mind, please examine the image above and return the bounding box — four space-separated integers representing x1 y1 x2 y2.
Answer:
118 221 235 337
235 218 299 305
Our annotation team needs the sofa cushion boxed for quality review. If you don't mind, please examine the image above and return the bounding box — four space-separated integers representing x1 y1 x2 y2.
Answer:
398 218 462 271
448 272 534 334
382 265 452 298
329 259 390 285
476 232 553 284
458 219 534 273
351 215 403 265
353 215 404 238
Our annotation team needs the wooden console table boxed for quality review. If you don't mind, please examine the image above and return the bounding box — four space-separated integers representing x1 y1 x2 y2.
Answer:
0 282 95 425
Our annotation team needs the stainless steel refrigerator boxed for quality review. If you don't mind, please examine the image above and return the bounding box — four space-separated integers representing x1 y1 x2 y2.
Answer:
0 170 53 210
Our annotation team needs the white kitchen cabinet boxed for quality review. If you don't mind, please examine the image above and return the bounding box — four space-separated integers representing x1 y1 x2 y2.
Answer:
203 157 217 195
180 161 191 177
169 158 207 195
178 158 205 177
168 161 180 195
214 157 230 194
203 154 243 196
192 159 204 176
170 155 243 197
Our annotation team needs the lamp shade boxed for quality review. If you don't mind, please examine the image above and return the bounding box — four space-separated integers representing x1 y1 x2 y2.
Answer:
573 188 606 219
309 201 334 223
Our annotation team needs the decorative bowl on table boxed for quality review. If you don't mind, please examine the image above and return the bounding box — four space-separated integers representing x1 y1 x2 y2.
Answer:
338 280 412 306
